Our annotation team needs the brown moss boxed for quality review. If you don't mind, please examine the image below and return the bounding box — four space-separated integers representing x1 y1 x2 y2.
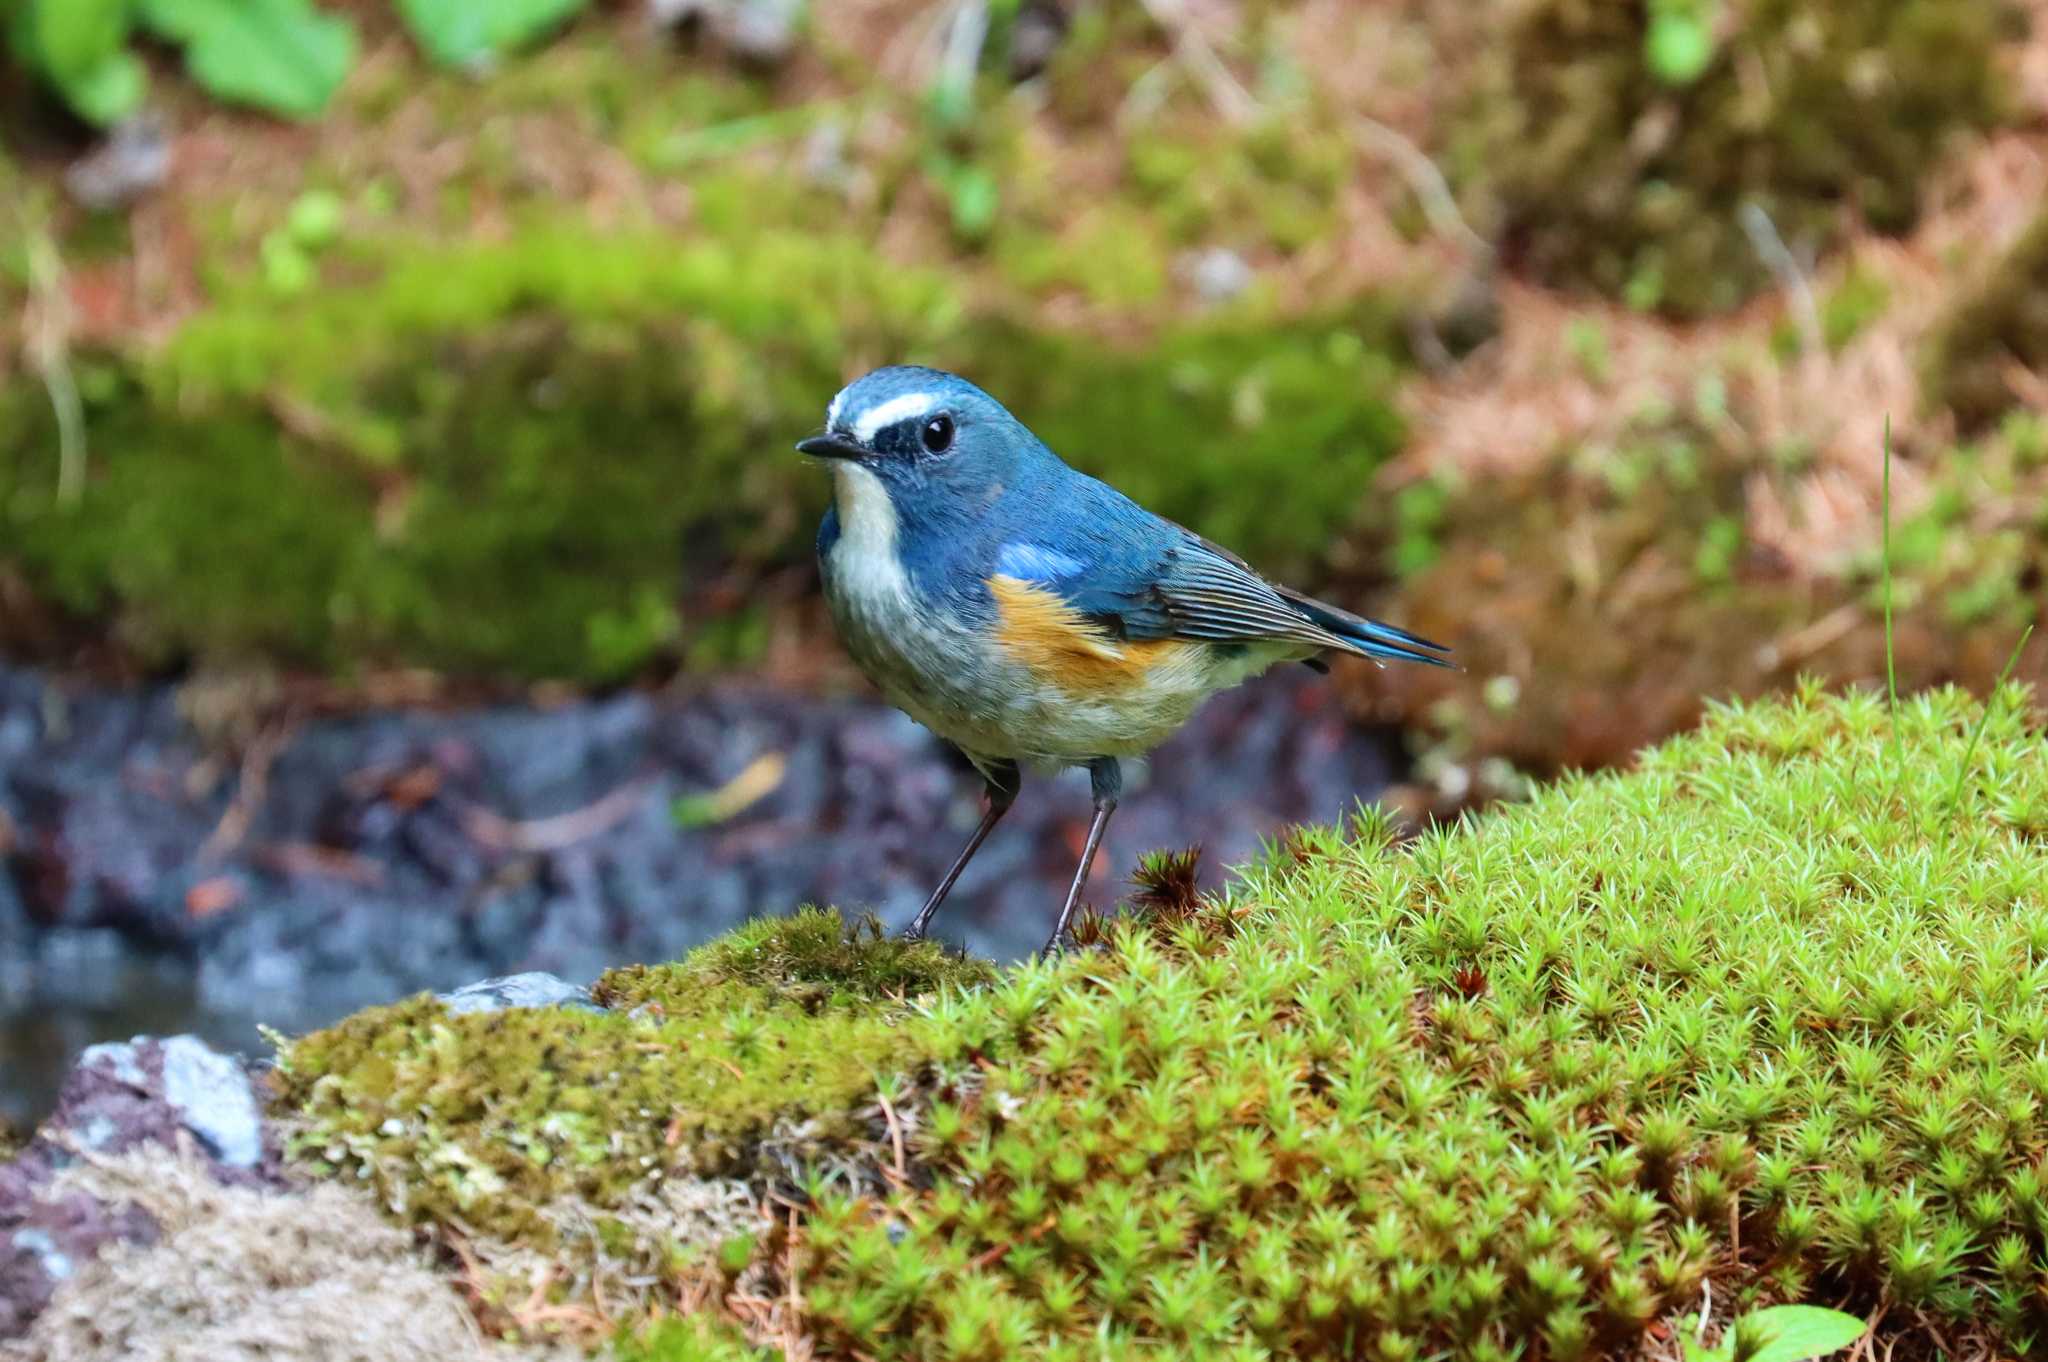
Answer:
1340 415 2048 778
1457 0 2016 317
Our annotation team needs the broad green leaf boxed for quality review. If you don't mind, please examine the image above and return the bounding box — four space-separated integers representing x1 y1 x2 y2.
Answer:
394 0 588 69
1743 1307 1867 1362
137 0 357 120
12 0 143 124
63 50 149 126
16 0 129 83
1685 1307 1868 1362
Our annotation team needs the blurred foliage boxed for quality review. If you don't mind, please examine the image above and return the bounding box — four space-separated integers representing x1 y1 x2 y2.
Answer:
0 217 1403 682
1347 398 2048 776
5 0 357 123
1456 0 2014 316
1923 210 2048 433
395 0 590 70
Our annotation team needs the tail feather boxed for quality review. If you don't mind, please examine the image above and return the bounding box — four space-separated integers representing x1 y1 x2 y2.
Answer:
1280 589 1456 670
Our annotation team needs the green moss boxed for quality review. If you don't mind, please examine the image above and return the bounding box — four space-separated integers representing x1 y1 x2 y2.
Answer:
1458 0 2013 316
1 218 1406 681
613 1315 774 1362
796 684 2048 1357
274 909 985 1244
600 908 997 1012
1923 211 2048 433
972 318 1404 585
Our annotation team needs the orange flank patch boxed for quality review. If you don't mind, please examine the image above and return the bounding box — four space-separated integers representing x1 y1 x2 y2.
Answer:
987 575 1188 690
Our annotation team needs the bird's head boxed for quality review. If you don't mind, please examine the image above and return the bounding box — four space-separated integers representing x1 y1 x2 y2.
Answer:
797 367 1047 520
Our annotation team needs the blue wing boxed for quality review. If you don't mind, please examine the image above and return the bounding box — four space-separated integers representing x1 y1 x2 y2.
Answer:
989 489 1452 670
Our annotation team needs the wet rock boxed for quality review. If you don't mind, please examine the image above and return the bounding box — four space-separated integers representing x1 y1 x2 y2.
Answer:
438 972 601 1016
0 1034 278 1339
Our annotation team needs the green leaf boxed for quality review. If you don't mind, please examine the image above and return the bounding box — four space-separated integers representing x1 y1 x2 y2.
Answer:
64 51 150 126
946 164 999 242
286 189 345 248
1645 8 1714 87
1742 1307 1867 1362
137 0 357 119
1686 1308 1867 1362
394 0 588 69
12 0 145 125
15 0 129 82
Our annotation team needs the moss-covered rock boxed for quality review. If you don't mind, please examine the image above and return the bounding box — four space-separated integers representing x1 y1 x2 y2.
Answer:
276 910 991 1243
1456 0 2015 316
274 687 2048 1356
1923 211 2048 433
0 224 1405 682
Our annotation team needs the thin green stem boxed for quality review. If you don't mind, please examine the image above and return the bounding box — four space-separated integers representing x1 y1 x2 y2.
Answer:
1882 415 1904 793
1948 624 2035 812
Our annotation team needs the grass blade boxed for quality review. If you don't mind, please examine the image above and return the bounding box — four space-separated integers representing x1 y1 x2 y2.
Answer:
1948 624 2035 811
1882 415 1905 793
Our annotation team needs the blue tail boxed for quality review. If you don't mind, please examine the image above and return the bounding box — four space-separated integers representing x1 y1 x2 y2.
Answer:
1280 589 1456 670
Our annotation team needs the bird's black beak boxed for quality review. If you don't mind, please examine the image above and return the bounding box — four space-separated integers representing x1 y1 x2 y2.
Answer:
797 432 867 461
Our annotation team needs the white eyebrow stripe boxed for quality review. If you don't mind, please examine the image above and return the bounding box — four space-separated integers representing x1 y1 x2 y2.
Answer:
826 388 846 430
850 391 939 442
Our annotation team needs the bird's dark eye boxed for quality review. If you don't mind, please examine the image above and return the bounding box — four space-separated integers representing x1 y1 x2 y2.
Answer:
920 413 956 454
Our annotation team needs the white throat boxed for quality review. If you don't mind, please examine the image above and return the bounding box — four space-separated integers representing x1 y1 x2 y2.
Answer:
829 464 912 603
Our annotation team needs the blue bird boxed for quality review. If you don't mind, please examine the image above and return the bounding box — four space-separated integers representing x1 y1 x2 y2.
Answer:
798 366 1451 953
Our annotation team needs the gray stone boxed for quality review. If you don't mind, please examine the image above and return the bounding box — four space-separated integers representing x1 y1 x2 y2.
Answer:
159 1035 264 1169
437 972 601 1016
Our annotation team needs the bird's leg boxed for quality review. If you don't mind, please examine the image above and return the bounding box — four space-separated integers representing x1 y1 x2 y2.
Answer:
901 758 1021 941
1044 757 1121 955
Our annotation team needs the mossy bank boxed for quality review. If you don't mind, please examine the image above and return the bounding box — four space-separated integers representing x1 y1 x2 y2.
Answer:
274 684 2048 1358
0 222 1403 683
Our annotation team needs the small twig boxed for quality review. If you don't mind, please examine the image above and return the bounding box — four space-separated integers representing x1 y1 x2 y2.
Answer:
1355 116 1492 260
969 1213 1056 1270
1882 415 1906 798
1847 1300 1888 1362
198 725 291 863
1741 201 1824 361
24 225 87 508
458 776 655 854
1757 602 1863 672
874 1087 909 1185
1136 0 1260 124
